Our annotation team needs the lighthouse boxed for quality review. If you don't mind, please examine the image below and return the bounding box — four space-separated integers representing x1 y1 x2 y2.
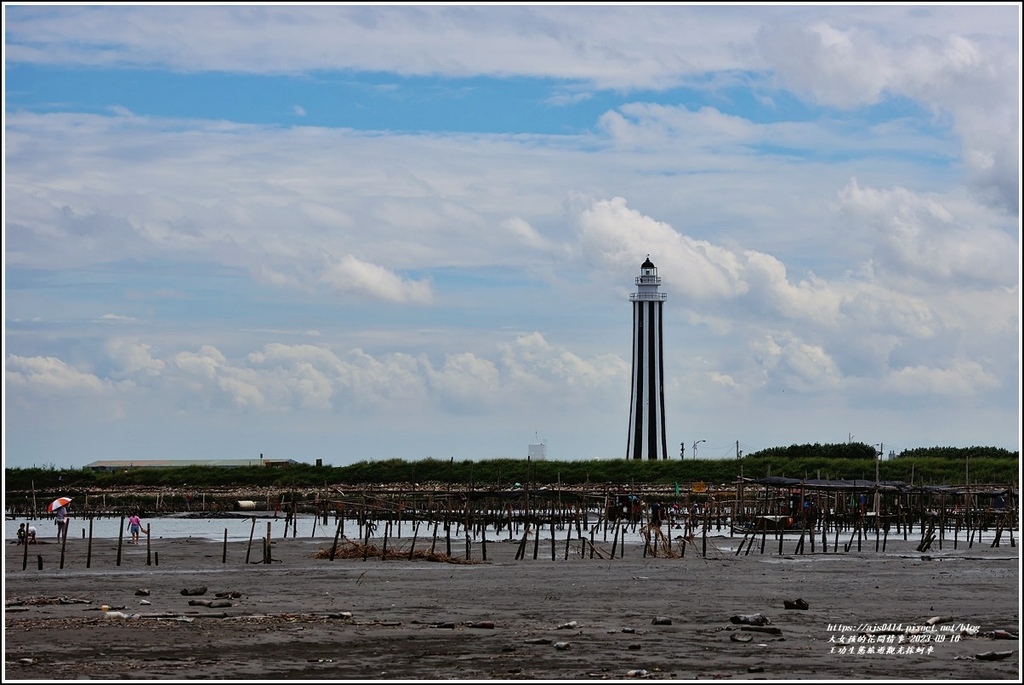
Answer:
627 255 668 460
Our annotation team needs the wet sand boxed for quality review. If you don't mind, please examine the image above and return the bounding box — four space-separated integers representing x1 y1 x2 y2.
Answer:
3 532 1020 681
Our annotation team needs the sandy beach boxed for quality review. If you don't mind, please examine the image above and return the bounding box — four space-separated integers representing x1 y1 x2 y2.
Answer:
3 532 1020 682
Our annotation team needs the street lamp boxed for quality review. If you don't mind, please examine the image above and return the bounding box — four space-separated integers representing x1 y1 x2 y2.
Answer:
692 439 706 459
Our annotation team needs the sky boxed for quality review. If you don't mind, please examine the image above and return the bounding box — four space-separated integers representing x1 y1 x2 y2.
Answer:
3 3 1021 470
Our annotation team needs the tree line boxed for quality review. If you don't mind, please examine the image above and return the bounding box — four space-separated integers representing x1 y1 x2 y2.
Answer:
4 443 1018 492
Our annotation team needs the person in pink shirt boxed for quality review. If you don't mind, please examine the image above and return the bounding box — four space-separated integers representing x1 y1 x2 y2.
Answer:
127 513 143 544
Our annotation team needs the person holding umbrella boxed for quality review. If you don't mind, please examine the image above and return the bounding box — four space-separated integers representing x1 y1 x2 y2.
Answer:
49 497 72 543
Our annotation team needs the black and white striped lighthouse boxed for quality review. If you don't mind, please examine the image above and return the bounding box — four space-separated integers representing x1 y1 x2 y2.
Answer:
627 255 668 461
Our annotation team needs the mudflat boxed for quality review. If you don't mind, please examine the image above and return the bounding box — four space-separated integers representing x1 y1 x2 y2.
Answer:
3 532 1020 681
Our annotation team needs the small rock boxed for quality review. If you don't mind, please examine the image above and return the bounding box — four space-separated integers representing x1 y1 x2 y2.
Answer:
748 665 765 673
554 641 571 650
135 589 151 596
139 600 151 606
180 587 207 596
557 620 580 629
627 643 642 650
651 616 672 625
783 598 809 610
731 632 753 642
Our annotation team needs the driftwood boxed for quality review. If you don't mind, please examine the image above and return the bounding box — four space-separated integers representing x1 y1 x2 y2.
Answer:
312 540 480 564
188 599 233 608
6 596 92 607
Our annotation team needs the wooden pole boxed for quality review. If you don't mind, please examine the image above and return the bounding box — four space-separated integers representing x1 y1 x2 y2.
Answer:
330 511 344 561
265 521 272 564
246 516 257 564
22 524 29 570
409 519 420 561
59 515 70 570
146 524 152 566
445 505 452 557
549 505 557 561
362 517 371 562
116 513 125 566
222 528 228 564
564 520 572 561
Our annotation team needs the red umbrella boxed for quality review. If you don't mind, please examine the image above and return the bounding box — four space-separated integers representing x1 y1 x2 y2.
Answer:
47 497 72 513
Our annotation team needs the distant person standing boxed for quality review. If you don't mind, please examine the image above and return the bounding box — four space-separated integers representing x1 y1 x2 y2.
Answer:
54 505 69 542
127 513 143 544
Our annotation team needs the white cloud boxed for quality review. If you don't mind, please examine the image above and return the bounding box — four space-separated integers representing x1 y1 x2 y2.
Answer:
5 355 108 395
318 255 434 304
837 179 1018 287
107 340 166 377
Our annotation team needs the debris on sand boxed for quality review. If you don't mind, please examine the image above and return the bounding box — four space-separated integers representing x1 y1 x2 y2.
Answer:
312 541 482 564
730 613 771 626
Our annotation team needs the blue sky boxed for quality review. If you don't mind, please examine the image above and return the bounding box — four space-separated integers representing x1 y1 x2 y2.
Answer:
3 3 1021 470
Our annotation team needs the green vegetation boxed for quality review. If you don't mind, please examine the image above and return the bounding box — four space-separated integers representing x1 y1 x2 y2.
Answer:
4 444 1018 492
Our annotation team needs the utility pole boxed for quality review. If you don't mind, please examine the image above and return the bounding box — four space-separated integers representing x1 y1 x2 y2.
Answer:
736 440 741 458
680 442 685 460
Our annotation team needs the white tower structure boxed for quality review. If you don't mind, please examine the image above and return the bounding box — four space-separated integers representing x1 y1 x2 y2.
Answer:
627 256 668 460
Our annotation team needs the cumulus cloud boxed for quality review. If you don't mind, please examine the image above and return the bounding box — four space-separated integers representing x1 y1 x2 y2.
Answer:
5 355 109 395
837 179 1018 287
573 194 1016 406
107 340 166 377
318 255 434 304
758 20 1019 212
